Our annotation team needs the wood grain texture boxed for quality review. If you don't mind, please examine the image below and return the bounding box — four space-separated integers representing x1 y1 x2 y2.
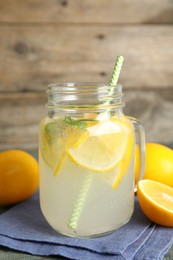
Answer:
0 92 46 150
0 25 173 92
0 0 173 23
124 89 173 144
0 89 172 150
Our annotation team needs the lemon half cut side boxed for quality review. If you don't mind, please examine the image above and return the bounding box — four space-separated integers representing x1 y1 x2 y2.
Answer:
137 180 173 226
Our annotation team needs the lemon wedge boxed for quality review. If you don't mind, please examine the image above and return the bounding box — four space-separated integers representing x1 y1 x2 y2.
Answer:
40 117 85 170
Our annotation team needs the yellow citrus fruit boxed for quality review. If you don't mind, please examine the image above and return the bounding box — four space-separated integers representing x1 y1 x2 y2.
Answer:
53 131 89 176
0 150 39 206
40 117 96 171
137 179 173 226
68 117 134 172
144 143 173 187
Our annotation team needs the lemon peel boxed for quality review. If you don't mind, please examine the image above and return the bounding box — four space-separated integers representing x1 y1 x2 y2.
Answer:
53 153 67 176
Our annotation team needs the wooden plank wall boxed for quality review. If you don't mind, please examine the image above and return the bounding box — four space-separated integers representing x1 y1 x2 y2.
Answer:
0 0 173 149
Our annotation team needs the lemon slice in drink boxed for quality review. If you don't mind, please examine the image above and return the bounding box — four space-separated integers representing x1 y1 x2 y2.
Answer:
40 117 88 170
40 116 98 174
68 118 134 173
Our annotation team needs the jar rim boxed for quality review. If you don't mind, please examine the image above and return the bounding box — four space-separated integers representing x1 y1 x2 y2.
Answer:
47 82 122 93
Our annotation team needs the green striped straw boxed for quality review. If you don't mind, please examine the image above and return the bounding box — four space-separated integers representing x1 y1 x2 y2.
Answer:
68 56 124 231
109 55 124 86
68 173 92 230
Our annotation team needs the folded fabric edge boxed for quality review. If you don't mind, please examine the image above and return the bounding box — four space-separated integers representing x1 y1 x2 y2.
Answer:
0 234 125 259
0 225 154 257
160 239 173 259
0 211 152 256
133 226 173 259
122 223 156 259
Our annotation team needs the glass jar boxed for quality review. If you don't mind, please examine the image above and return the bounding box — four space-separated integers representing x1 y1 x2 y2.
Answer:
39 83 145 238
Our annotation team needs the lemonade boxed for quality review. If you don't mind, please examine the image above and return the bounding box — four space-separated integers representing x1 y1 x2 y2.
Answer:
39 114 135 237
39 82 145 237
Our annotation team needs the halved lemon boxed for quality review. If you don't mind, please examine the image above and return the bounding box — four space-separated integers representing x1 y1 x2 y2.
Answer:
137 179 173 226
68 118 134 173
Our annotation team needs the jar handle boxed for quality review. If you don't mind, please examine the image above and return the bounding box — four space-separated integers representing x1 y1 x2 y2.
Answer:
128 117 146 191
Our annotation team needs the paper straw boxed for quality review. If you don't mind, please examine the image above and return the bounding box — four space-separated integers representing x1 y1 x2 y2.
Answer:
68 56 124 231
68 173 92 230
109 56 124 86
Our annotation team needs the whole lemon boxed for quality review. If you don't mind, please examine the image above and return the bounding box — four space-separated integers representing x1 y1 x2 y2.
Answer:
0 150 39 206
142 143 173 187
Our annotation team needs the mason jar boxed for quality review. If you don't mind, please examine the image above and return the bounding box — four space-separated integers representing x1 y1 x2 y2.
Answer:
39 83 145 238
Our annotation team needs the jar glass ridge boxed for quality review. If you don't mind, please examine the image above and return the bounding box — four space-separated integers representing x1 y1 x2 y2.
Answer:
46 82 125 116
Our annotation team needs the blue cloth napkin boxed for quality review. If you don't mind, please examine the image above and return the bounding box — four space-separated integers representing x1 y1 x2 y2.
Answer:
0 192 172 260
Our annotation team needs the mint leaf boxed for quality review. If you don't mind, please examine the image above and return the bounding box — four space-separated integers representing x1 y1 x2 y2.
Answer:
44 120 64 144
64 116 87 131
44 117 87 145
